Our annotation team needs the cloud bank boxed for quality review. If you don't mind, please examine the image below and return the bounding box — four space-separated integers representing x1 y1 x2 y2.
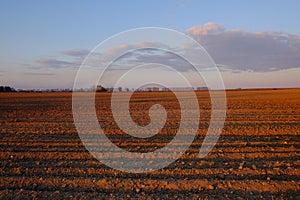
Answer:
32 23 300 74
187 22 300 72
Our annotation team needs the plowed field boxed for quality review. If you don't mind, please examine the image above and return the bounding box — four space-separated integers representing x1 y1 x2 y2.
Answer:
0 89 299 199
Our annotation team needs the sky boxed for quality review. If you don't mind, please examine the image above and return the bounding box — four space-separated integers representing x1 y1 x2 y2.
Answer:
0 0 300 89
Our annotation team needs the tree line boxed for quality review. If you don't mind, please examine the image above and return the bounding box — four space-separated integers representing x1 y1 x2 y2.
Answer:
0 86 16 92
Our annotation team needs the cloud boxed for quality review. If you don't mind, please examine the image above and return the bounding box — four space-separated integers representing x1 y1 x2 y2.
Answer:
32 24 300 74
34 58 76 69
106 42 170 56
23 72 56 76
187 22 300 72
111 48 194 72
32 48 92 70
73 43 176 71
187 22 225 36
61 49 90 57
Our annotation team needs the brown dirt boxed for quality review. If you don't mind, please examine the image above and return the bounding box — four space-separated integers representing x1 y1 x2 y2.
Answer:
0 89 299 199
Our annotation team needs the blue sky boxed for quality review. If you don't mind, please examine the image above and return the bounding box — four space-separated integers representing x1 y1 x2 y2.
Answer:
1 0 300 89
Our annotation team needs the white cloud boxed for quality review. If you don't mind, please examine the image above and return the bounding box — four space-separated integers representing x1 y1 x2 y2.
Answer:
187 22 224 36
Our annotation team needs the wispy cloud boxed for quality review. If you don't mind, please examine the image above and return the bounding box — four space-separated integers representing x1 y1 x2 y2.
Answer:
61 49 90 57
32 49 91 70
34 58 76 69
110 48 194 72
23 72 56 76
187 22 300 72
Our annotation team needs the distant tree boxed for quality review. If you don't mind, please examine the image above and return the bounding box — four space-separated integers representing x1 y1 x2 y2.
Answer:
0 86 16 92
96 85 108 92
118 86 122 92
91 84 96 92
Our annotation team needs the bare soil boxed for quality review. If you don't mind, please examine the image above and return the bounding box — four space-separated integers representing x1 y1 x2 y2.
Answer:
0 89 299 199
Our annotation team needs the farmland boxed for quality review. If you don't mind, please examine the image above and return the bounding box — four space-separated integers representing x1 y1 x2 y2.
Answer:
0 89 299 199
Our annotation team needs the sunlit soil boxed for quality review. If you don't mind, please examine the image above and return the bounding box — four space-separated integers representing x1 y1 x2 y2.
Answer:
0 89 299 199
